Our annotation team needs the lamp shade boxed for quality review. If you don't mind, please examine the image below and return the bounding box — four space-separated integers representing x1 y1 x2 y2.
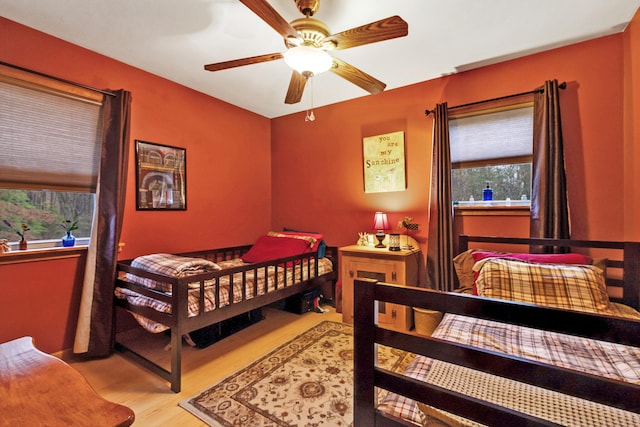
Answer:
283 46 333 75
372 212 390 231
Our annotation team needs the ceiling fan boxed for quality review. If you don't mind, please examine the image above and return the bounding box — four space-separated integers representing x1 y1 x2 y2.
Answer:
204 0 408 105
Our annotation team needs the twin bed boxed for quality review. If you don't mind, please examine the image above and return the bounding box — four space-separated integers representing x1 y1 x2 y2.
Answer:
114 231 336 392
354 235 640 426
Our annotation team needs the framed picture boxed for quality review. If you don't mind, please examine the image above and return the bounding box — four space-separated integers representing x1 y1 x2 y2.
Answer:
362 131 406 193
135 140 186 210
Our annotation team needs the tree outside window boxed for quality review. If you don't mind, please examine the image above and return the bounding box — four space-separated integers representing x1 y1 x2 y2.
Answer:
0 189 94 242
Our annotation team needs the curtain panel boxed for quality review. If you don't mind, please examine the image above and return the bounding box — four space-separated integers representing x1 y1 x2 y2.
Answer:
530 79 570 249
74 89 131 357
425 80 569 289
426 103 455 291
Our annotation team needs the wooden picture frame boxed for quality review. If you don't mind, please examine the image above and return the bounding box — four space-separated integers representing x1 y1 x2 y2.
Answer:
135 140 186 210
362 131 406 193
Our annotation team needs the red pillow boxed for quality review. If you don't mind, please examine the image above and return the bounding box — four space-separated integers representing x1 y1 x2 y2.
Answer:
470 251 593 295
241 235 311 263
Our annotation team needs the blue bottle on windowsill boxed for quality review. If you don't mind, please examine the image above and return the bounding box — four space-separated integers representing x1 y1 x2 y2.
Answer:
483 181 493 201
62 231 76 247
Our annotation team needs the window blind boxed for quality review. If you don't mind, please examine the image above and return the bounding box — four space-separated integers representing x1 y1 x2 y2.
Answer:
0 78 103 192
449 106 533 164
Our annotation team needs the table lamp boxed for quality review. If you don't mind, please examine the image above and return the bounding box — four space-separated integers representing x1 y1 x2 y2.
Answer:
372 211 390 248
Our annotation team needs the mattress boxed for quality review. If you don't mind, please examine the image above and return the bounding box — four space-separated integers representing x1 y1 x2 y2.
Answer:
379 309 640 426
115 256 333 333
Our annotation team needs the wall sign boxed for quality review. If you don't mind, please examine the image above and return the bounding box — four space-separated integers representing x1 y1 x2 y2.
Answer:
362 131 406 193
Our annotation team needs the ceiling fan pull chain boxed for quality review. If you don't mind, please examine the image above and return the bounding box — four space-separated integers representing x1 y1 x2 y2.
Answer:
305 74 316 121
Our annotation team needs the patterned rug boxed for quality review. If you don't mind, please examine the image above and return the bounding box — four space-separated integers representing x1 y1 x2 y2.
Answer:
179 320 414 426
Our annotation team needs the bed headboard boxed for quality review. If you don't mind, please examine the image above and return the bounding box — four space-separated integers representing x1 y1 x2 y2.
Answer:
458 235 640 310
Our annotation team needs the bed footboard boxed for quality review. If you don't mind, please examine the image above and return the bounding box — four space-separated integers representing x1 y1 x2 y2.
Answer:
354 235 640 426
353 279 640 426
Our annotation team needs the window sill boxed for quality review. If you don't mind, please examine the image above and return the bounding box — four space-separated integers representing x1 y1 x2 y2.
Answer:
454 205 530 216
0 245 87 265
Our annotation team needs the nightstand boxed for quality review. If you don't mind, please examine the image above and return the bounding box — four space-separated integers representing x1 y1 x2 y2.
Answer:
340 244 420 331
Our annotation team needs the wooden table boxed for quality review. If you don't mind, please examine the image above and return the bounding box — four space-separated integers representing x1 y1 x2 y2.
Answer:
0 336 135 426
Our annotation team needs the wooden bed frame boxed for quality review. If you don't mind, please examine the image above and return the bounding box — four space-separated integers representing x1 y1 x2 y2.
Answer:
2 336 135 426
114 244 337 392
353 236 640 426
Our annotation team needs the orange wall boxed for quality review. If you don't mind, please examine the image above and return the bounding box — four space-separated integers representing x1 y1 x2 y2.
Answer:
2 13 639 353
1 255 86 352
272 33 628 252
624 9 640 240
0 18 272 352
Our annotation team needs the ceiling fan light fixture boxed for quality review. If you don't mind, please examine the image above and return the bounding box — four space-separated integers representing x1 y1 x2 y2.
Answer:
283 46 333 75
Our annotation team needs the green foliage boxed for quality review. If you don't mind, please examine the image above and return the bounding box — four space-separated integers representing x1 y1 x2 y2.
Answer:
0 190 93 242
0 189 32 206
61 219 79 232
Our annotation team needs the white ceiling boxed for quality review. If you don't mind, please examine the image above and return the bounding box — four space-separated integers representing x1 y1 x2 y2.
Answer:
2 0 639 118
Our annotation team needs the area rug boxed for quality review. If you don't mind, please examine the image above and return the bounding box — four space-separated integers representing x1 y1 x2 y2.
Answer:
179 320 413 426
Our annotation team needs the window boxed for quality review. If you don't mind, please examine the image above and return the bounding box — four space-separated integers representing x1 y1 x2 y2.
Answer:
449 100 533 207
0 189 94 243
0 64 103 249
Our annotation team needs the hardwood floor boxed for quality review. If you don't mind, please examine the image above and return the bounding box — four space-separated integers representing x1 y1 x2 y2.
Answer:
69 305 342 426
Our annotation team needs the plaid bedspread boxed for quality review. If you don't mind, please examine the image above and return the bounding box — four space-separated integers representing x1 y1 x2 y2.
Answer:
379 311 640 426
115 256 333 333
125 253 222 293
474 257 612 314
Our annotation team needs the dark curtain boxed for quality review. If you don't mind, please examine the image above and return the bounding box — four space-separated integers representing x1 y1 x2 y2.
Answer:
530 79 570 249
426 103 455 291
79 90 131 357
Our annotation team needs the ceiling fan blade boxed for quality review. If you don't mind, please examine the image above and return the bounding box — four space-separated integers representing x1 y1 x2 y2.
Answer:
330 57 386 94
324 15 408 51
240 0 299 39
285 71 308 104
204 53 283 72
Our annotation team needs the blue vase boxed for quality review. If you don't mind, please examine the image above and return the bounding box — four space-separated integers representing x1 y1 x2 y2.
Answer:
483 182 493 201
62 231 76 247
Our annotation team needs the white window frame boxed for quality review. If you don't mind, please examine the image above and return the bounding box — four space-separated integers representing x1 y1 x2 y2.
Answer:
449 94 534 213
0 64 103 252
